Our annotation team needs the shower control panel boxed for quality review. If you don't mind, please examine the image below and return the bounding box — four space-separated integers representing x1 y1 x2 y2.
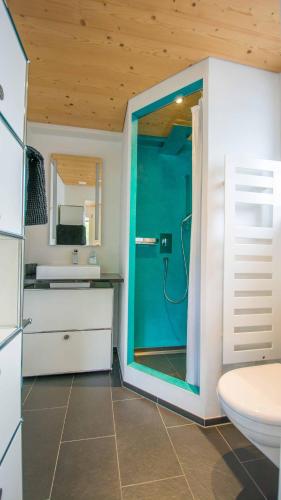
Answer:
160 233 172 253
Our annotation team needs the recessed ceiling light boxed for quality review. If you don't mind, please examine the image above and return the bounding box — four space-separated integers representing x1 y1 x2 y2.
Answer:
78 181 87 185
175 96 183 104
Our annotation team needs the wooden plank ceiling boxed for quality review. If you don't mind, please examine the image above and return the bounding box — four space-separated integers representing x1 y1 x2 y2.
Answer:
8 0 281 132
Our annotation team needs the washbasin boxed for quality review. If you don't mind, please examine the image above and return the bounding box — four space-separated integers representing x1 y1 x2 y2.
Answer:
36 265 101 280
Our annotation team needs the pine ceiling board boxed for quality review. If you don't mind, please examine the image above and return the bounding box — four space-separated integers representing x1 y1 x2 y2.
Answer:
112 0 280 37
8 0 281 132
15 4 280 65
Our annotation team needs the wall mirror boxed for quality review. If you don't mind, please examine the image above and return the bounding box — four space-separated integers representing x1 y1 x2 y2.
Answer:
49 154 102 246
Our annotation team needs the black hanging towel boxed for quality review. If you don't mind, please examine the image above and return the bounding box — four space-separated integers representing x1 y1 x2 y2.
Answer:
25 146 48 226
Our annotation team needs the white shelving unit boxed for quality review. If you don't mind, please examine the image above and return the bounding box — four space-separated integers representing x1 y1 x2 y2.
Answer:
0 1 28 498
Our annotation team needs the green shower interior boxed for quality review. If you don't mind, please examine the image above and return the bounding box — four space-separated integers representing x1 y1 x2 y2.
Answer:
134 129 192 368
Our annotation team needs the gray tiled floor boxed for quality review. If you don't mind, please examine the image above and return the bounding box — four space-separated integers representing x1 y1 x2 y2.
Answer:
22 355 278 500
136 351 187 380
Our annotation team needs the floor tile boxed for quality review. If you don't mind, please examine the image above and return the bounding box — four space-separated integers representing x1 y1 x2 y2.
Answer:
135 353 186 380
158 404 193 428
218 424 264 462
51 436 121 500
23 407 66 500
122 476 193 499
136 354 176 376
244 457 279 500
167 354 186 374
168 424 230 472
22 386 31 404
24 375 72 410
63 372 114 440
114 397 162 434
22 377 35 404
168 425 264 499
112 385 141 401
114 398 181 485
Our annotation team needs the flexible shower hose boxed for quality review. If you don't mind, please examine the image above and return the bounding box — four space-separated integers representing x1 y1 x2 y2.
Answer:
163 214 192 304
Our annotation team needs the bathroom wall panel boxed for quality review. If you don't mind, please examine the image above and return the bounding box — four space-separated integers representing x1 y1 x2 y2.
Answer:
134 140 192 348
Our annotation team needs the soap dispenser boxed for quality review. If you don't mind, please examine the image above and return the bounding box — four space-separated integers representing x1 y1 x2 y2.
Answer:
72 249 79 265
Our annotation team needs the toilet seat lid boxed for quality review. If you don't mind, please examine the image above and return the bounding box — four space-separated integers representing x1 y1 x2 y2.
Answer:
218 363 281 426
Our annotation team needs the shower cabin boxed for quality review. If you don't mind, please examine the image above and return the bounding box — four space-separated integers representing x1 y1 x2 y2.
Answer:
119 57 281 423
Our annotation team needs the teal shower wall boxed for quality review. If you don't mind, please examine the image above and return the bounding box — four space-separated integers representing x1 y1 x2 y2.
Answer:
134 137 192 349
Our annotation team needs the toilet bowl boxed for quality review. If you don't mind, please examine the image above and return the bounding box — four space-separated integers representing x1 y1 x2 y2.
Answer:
217 363 281 469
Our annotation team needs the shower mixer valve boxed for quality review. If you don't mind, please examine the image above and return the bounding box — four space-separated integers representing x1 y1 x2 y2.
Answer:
160 233 172 253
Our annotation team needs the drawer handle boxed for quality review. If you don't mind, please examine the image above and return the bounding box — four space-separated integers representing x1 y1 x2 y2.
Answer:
63 334 70 340
0 85 4 101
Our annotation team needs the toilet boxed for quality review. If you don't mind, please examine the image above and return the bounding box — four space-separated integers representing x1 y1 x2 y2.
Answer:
218 363 281 496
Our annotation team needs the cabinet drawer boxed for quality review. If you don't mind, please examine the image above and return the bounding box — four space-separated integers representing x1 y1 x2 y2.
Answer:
0 425 22 500
0 120 24 236
0 333 21 460
23 329 112 376
0 1 27 141
24 288 114 333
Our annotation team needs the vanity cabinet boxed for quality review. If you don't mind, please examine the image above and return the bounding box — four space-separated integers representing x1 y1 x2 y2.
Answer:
0 2 28 499
23 288 114 376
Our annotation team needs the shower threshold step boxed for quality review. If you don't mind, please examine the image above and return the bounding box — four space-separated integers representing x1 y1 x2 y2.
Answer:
135 347 186 356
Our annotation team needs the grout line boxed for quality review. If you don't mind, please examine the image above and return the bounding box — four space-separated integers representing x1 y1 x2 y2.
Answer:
61 434 115 444
122 474 185 489
216 427 267 499
23 405 67 412
22 376 37 405
110 373 124 500
157 402 195 428
48 374 74 500
166 422 195 429
165 356 184 380
112 396 143 403
156 404 195 499
239 457 267 465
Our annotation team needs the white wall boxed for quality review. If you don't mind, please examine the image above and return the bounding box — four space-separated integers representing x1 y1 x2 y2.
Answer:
64 184 95 206
202 59 281 417
25 122 122 272
119 57 281 420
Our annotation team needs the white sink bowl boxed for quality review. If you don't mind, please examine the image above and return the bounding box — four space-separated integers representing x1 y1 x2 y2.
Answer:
36 265 101 280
